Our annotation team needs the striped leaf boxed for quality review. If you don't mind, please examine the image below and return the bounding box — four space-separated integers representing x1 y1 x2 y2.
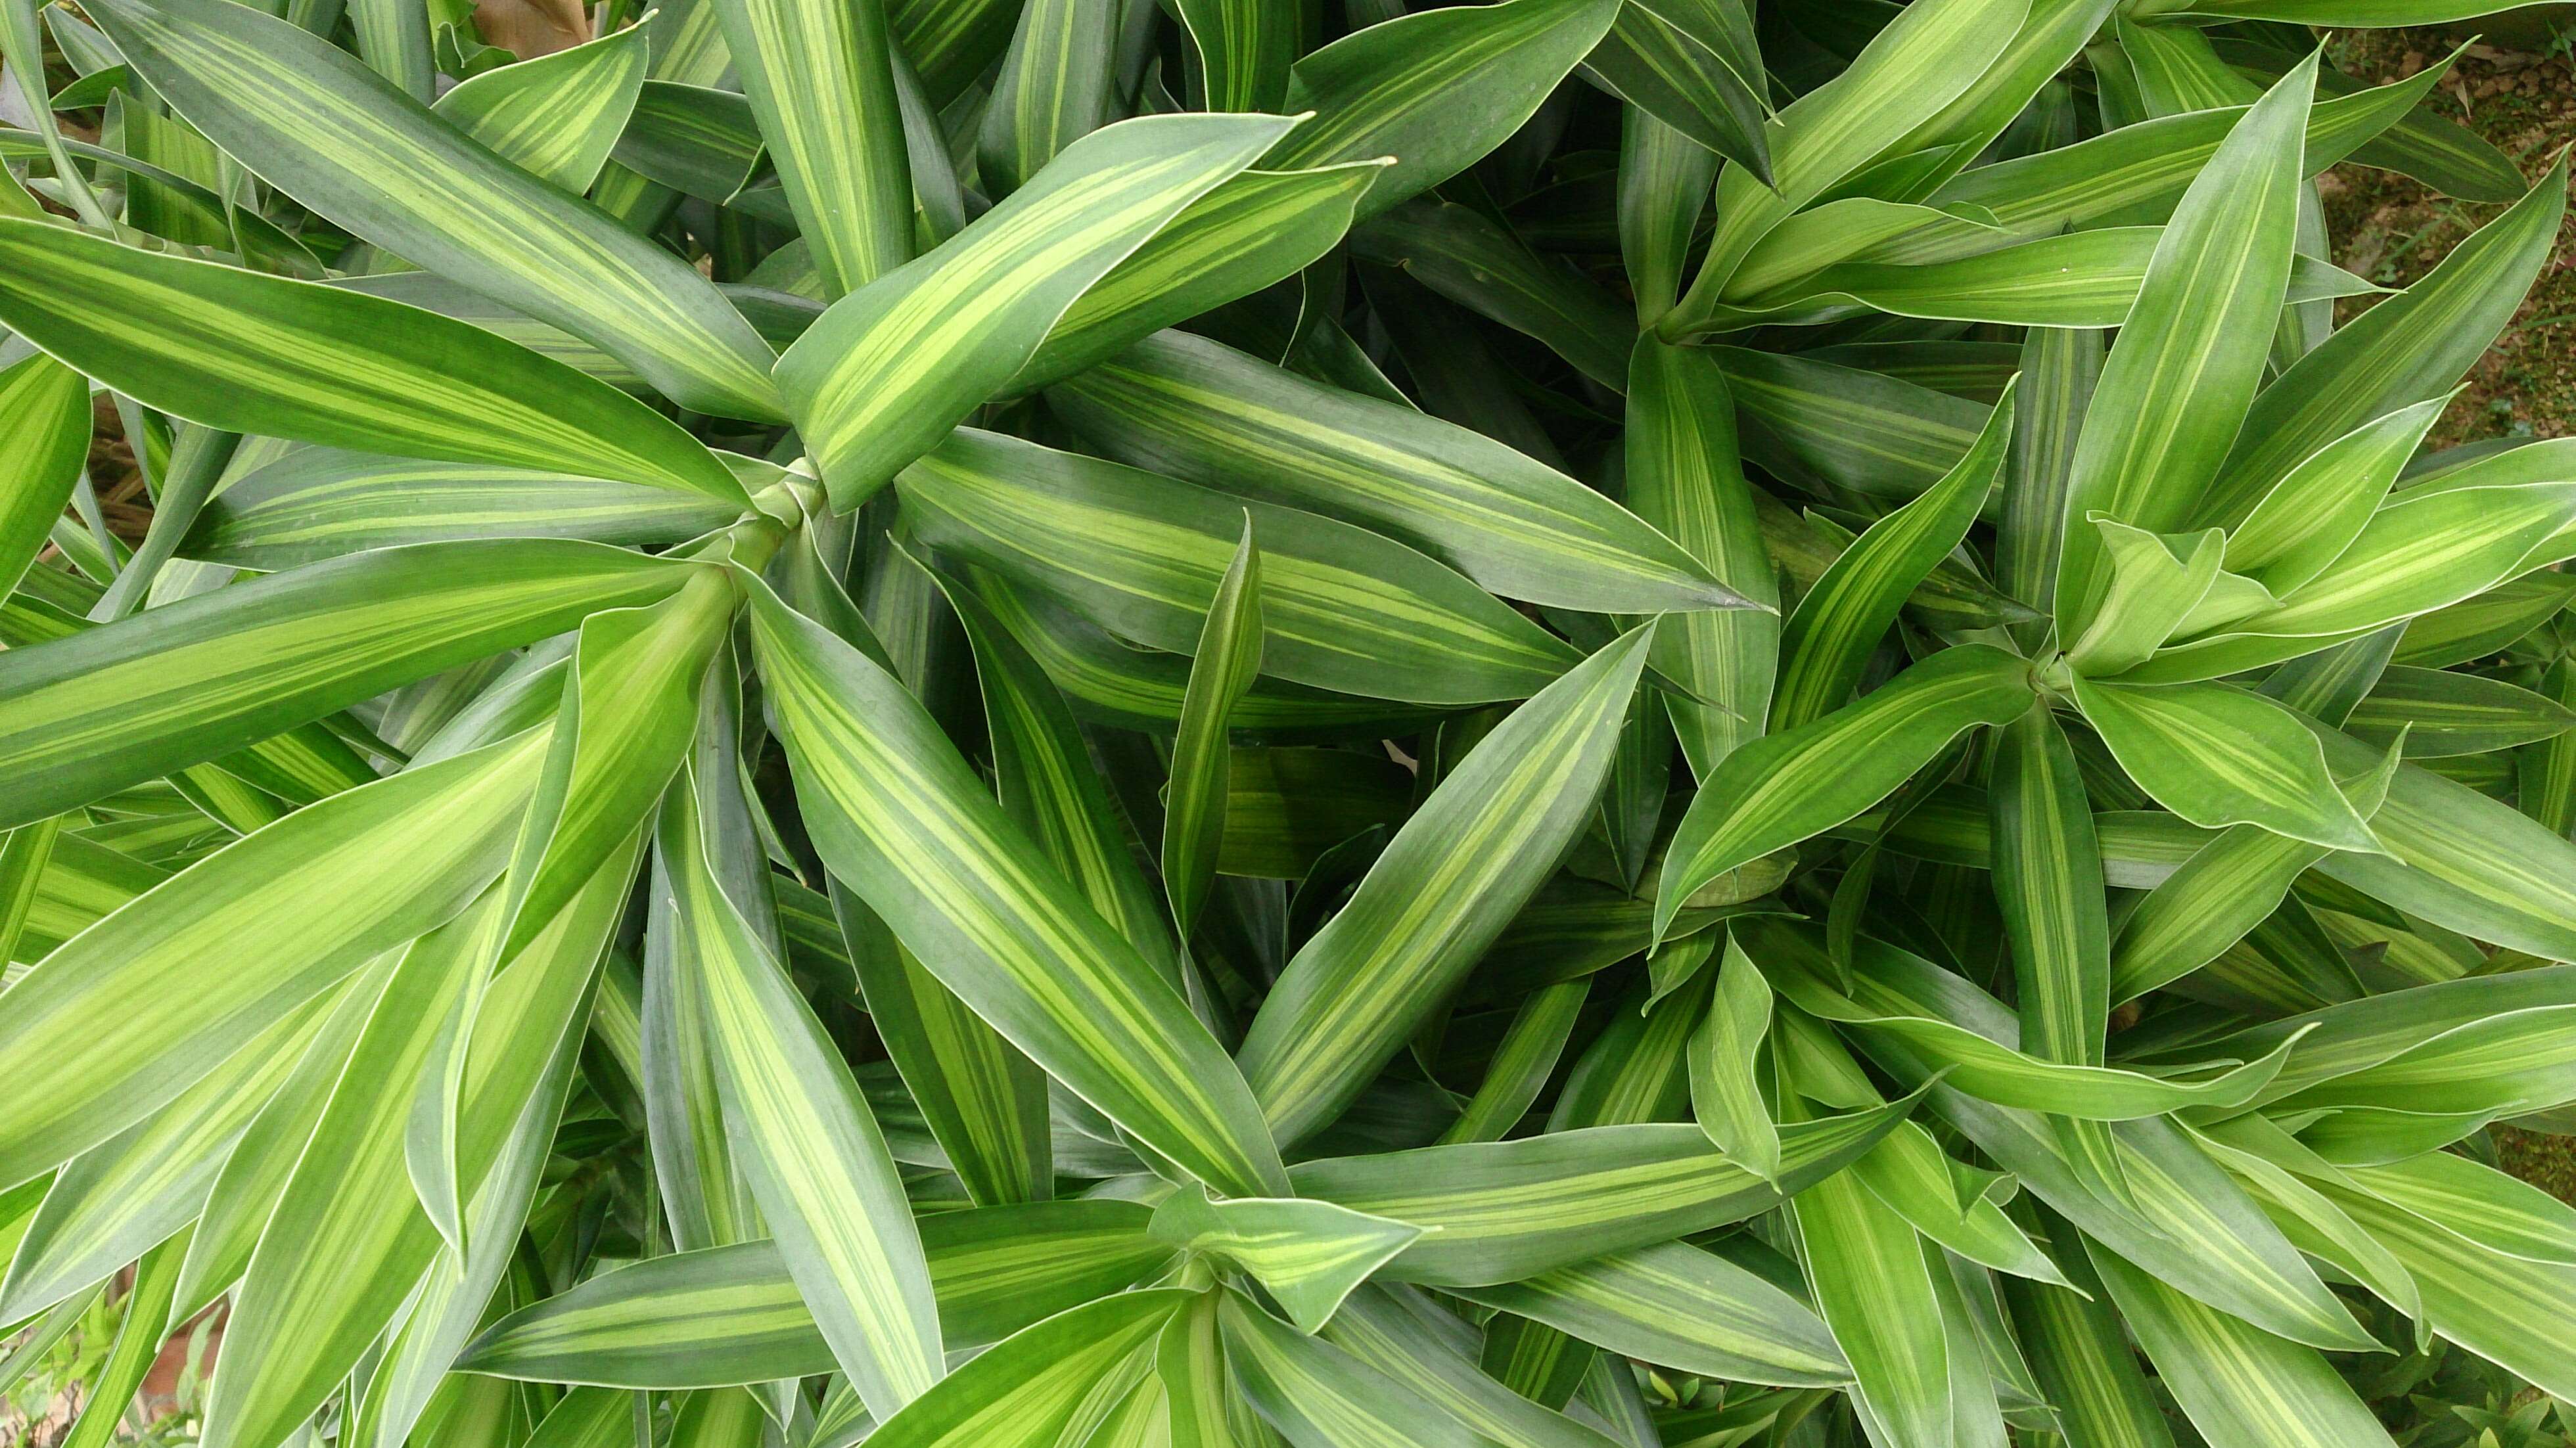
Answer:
461 1201 1176 1386
2052 58 2314 643
0 541 700 829
1770 382 2015 732
201 890 502 1448
1237 626 1653 1144
87 0 781 419
0 353 87 599
1287 1093 1921 1285
848 1290 1184 1448
0 221 747 503
1990 700 2109 1067
2072 677 2383 851
1176 0 1295 110
1456 1241 1849 1388
898 428 1575 706
777 112 1291 507
712 0 910 296
745 575 1289 1197
1164 522 1263 940
1220 1289 1494 1448
180 447 746 570
429 21 647 192
1658 645 2035 932
1018 162 1384 391
1318 1286 1628 1448
1150 1185 1421 1334
0 729 545 1190
673 758 946 1417
1049 329 1747 614
2086 1236 2399 1448
1689 933 1780 1179
1265 0 1620 219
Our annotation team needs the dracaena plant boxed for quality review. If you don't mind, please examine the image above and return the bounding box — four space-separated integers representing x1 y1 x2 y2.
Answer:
4 0 2576 1444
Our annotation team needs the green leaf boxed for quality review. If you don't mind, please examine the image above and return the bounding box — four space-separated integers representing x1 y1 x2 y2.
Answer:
1663 0 2036 328
1287 1093 1921 1285
1624 340 1780 777
1175 0 1294 110
0 541 701 828
2071 677 2382 851
745 574 1290 1198
2065 522 2226 679
672 759 945 1418
1236 626 1653 1144
2348 665 2576 758
0 729 545 1189
1456 1240 1849 1388
179 447 746 570
1583 0 1769 185
1051 330 1747 614
0 221 748 503
863 1291 1189 1448
977 0 1116 194
778 112 1292 507
1352 200 1638 393
898 428 1575 706
1997 1211 2180 1448
1658 645 2035 932
1264 0 1620 219
1317 1286 1628 1448
0 991 333 1322
1164 520 1263 939
1017 162 1385 392
0 353 87 599
1688 933 1780 1180
1770 382 2014 732
1989 700 2109 1066
87 0 783 419
429 21 647 192
1783 1102 1953 1448
2219 396 2446 595
2052 57 2314 643
1149 1185 1421 1333
201 889 500 1448
460 1201 1177 1386
1220 1289 1495 1448
2086 1236 2399 1448
714 0 911 295
2201 150 2569 528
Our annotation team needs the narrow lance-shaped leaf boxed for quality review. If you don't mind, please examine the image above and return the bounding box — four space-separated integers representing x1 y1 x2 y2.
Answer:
0 221 748 504
1220 1289 1496 1448
1051 328 1747 614
672 759 946 1420
0 728 547 1190
1237 625 1655 1145
778 112 1294 508
897 428 1575 706
1454 1240 1850 1388
0 541 702 830
1989 700 2108 1067
1264 0 1620 218
1625 340 1779 778
1287 1092 1923 1285
1658 645 2036 934
199 888 503 1448
1149 1185 1421 1334
0 353 87 600
1690 932 1780 1180
863 1292 1189 1448
428 21 648 193
2086 1235 2400 1448
1771 382 2015 733
744 573 1290 1198
86 0 783 419
712 0 913 296
2070 677 2382 852
2053 56 2315 643
1165 520 1263 941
